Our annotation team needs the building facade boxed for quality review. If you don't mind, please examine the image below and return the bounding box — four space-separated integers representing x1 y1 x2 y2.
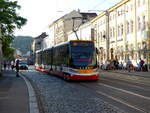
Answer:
50 10 82 45
31 32 48 64
67 22 93 40
92 0 150 66
47 10 97 45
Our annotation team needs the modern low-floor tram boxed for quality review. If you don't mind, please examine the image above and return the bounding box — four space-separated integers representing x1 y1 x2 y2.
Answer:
35 40 100 81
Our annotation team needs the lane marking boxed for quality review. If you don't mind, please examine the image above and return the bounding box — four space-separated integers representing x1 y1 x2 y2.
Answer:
97 91 147 113
99 83 150 101
102 73 150 86
102 78 150 92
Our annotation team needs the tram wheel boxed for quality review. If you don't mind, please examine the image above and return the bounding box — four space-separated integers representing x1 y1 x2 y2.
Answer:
63 74 70 81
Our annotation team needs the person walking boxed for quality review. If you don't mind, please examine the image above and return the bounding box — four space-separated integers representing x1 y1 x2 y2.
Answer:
11 60 15 71
15 59 20 77
139 58 145 71
126 59 132 72
3 60 7 71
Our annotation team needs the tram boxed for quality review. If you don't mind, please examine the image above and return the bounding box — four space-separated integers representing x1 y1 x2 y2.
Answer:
35 40 99 80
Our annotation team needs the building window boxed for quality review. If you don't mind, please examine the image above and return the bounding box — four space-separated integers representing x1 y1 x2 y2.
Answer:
103 30 106 41
118 25 120 36
131 4 133 11
130 20 134 33
143 0 145 5
110 28 112 38
127 21 130 34
138 17 141 31
142 16 146 30
126 6 129 12
138 0 140 7
98 33 100 43
118 11 120 16
113 27 115 37
100 32 103 41
121 24 123 36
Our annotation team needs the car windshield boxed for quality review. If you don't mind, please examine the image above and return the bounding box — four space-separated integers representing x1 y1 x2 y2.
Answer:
20 61 27 65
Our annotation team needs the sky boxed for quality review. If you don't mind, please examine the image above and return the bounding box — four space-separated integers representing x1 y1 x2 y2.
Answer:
14 0 121 37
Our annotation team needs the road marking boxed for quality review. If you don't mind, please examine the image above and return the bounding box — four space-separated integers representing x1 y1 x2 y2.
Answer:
102 73 150 86
99 83 150 101
102 78 150 92
97 91 147 113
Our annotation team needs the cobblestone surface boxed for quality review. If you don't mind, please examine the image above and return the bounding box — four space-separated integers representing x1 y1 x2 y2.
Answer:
21 70 125 113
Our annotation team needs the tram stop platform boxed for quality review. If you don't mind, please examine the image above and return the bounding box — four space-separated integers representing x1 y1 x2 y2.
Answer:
0 70 39 113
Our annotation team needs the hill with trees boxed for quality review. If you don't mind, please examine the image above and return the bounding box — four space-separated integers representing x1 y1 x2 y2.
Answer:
11 36 33 55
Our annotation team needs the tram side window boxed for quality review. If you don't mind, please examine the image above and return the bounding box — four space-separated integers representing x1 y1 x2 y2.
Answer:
63 45 69 66
45 50 50 65
53 47 59 65
53 44 69 66
59 45 69 66
47 49 53 65
38 52 42 65
43 51 46 65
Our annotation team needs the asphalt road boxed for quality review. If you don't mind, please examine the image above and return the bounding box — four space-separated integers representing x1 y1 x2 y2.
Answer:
79 71 150 113
21 67 150 113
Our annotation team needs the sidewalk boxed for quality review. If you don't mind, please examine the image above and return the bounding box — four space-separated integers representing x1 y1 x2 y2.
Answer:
101 69 150 78
0 70 29 113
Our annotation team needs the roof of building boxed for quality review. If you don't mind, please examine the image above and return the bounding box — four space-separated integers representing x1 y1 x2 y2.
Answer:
80 12 97 18
34 32 48 39
49 10 97 27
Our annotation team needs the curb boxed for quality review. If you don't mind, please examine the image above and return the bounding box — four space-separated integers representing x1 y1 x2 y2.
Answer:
21 75 40 113
100 70 150 78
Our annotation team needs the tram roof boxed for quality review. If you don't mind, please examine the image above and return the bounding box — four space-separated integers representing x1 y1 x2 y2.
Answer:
41 40 94 52
54 40 93 47
43 47 53 51
35 49 43 53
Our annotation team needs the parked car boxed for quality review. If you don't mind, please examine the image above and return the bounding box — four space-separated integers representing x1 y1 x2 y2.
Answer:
19 61 28 70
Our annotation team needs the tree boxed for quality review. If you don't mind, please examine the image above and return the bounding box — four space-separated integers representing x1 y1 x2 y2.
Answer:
0 0 27 58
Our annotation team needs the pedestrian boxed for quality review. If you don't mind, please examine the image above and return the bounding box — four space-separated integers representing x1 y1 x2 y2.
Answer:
11 60 15 71
126 59 132 72
115 60 119 70
7 61 11 70
139 58 145 71
119 62 123 70
15 59 20 77
3 60 7 71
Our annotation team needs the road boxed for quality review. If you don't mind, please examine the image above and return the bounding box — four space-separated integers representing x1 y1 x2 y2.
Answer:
21 67 150 113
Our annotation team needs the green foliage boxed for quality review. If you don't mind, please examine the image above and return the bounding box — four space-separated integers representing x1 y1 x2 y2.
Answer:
1 34 14 59
0 0 27 58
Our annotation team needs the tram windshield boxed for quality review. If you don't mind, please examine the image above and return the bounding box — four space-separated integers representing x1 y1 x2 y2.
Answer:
70 41 97 68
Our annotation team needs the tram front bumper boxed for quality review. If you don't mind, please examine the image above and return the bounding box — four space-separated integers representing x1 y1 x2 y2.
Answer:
68 74 100 80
